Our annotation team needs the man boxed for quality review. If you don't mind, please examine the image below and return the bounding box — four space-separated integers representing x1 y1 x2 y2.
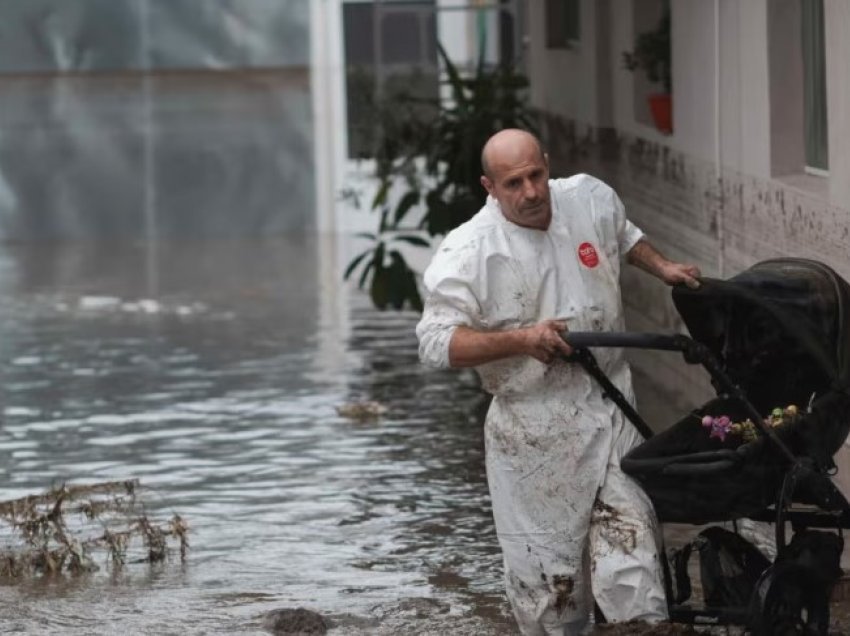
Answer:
416 129 700 635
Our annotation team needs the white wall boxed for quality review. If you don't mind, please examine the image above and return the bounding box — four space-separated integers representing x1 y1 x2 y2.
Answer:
527 0 600 127
722 0 772 178
824 2 850 516
825 0 850 208
665 0 716 161
530 0 775 178
738 2 772 178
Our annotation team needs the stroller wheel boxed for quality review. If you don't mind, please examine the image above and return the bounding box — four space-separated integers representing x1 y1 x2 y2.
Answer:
748 562 830 636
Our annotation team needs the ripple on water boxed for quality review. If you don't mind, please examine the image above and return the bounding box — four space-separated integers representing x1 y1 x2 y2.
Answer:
0 239 509 634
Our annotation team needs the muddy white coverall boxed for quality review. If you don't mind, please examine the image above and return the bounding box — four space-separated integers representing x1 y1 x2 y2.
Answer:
416 175 668 634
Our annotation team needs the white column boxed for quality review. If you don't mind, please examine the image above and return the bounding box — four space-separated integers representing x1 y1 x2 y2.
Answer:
310 0 348 234
310 0 353 381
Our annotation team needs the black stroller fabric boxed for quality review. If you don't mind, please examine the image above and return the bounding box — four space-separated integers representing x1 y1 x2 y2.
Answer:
698 527 771 608
622 259 850 523
776 529 844 586
670 526 770 607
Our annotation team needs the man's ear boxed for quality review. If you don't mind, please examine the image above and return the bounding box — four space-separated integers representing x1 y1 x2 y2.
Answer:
480 175 494 196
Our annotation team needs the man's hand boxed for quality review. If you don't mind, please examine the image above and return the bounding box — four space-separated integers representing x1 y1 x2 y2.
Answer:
521 319 573 364
658 262 701 289
448 320 573 368
627 239 701 289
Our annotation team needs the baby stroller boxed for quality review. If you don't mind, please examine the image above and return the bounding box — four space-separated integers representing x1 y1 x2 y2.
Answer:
563 258 850 634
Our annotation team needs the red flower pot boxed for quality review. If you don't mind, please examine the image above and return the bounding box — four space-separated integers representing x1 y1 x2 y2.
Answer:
648 93 672 134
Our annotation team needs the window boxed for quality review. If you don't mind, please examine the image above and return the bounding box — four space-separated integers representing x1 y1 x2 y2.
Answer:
801 0 828 174
545 0 580 49
342 1 439 159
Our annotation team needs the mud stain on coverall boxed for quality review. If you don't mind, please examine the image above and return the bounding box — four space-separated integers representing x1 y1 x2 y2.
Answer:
552 575 576 613
522 429 542 449
588 305 604 331
488 425 519 456
592 500 638 555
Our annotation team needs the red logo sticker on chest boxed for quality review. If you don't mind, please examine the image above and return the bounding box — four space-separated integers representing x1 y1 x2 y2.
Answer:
577 242 599 268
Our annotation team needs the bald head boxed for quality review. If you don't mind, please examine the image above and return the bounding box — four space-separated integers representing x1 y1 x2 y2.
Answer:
479 129 552 230
481 129 546 179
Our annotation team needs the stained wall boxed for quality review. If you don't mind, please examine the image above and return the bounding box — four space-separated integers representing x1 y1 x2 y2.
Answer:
528 0 850 409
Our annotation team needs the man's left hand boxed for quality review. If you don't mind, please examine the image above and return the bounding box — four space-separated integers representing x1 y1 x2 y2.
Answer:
660 262 701 289
626 239 701 289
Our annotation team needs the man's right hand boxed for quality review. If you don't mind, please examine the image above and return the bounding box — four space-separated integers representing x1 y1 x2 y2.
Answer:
521 320 573 364
448 320 573 368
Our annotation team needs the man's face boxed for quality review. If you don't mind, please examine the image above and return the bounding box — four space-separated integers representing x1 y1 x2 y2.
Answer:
480 147 551 230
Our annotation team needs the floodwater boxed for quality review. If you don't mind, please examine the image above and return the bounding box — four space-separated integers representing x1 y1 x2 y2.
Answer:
1 236 802 636
0 237 513 635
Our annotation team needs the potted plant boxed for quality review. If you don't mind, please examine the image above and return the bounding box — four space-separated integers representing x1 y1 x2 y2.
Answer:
622 10 672 134
344 43 538 311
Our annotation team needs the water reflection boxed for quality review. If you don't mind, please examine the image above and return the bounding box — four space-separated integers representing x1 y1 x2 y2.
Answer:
0 237 511 634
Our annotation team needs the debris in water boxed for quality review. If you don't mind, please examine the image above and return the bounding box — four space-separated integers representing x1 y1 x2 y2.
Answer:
79 296 122 311
371 597 451 620
335 401 388 420
263 608 328 635
0 479 189 579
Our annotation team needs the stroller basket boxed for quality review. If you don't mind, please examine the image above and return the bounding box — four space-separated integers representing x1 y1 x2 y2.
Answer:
621 390 850 523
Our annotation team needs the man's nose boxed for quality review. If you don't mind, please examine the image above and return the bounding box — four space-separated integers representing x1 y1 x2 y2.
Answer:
522 180 539 200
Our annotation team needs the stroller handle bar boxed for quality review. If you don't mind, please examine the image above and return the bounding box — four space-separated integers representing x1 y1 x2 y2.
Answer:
562 332 695 355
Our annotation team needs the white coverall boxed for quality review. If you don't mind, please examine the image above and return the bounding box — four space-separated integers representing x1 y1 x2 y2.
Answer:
416 175 668 634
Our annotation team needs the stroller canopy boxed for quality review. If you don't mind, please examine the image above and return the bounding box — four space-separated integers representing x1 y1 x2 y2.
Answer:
672 258 850 415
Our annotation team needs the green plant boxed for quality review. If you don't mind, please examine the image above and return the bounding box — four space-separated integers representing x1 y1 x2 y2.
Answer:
622 10 671 93
344 43 538 311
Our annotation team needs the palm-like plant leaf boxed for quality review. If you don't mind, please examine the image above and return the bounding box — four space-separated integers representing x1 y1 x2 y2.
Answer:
343 249 372 281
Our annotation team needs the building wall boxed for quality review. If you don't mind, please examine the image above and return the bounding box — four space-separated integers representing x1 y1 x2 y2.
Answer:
527 0 600 127
532 0 777 177
825 0 850 206
528 0 850 402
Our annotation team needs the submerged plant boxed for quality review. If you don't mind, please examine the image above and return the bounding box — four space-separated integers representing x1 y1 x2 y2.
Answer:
0 480 188 580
